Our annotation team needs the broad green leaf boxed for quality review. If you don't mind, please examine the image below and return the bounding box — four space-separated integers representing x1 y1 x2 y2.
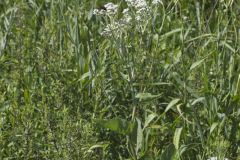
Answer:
24 88 30 104
135 93 161 100
97 118 133 135
190 59 205 71
160 28 182 39
210 122 218 134
149 125 161 129
120 72 130 82
179 145 188 155
143 113 157 129
173 127 183 150
173 48 182 64
133 82 172 86
191 97 205 105
165 99 181 113
136 118 143 153
87 144 108 153
185 34 212 43
79 72 90 81
176 104 183 116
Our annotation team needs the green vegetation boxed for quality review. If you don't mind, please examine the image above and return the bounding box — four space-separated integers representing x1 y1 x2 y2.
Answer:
0 0 240 159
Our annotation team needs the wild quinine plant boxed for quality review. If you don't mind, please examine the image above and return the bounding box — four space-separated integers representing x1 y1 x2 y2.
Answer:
93 0 162 37
0 0 239 159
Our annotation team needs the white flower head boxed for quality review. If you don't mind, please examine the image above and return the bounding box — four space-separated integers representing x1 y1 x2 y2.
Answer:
93 3 118 16
207 157 229 160
152 0 162 5
124 0 150 22
125 0 147 9
122 8 129 14
121 8 132 24
104 2 118 15
93 9 105 15
136 7 147 14
101 22 125 37
124 16 132 23
136 15 141 21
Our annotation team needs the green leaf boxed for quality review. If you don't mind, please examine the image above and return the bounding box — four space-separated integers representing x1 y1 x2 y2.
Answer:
87 144 108 153
120 72 130 82
173 127 183 150
136 118 143 153
185 34 212 43
210 122 218 134
191 97 205 105
24 88 30 104
135 93 161 100
97 118 134 135
190 59 205 71
79 71 90 81
173 48 182 64
143 113 157 130
220 41 235 52
165 99 181 113
160 28 182 39
133 82 172 86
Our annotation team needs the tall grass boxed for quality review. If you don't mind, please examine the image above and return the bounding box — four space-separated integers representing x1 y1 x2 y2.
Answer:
0 0 239 159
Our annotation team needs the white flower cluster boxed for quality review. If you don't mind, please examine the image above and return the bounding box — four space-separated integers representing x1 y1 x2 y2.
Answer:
152 0 162 5
124 0 150 23
104 3 118 15
93 2 118 16
125 0 147 9
101 22 126 37
94 0 161 37
207 157 228 160
125 0 161 8
93 9 105 15
120 8 132 24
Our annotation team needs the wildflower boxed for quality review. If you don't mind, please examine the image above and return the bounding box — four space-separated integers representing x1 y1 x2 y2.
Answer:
123 16 132 24
152 0 162 5
93 2 118 16
101 22 125 37
135 15 141 21
207 157 228 160
99 0 152 37
136 7 148 14
182 16 188 21
121 8 132 24
124 0 150 22
125 0 147 9
93 9 105 15
104 2 118 15
122 8 129 14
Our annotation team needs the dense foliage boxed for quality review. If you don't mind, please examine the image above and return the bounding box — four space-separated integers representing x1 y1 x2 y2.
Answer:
0 0 240 159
